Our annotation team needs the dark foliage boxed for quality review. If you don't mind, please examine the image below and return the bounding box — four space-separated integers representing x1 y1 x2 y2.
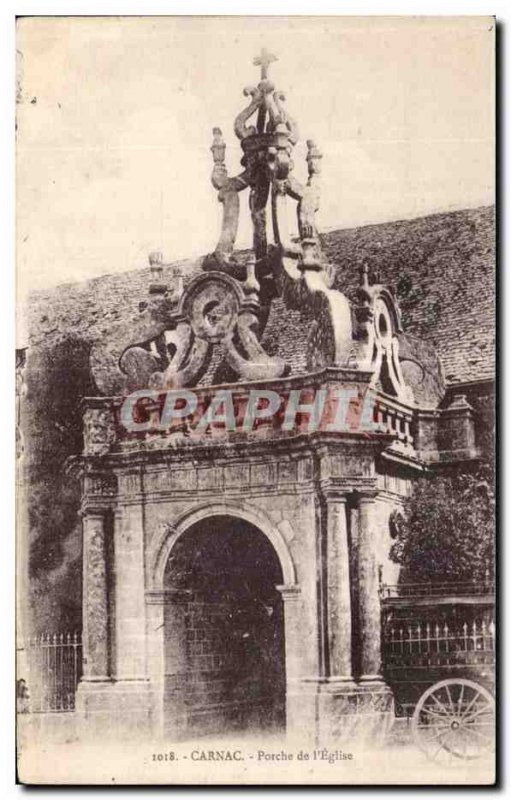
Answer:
24 334 95 633
389 462 495 584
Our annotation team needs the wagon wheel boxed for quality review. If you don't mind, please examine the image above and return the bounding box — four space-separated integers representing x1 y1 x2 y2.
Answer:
412 679 495 764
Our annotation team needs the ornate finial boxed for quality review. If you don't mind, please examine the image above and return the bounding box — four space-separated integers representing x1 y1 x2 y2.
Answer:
306 140 322 177
210 127 226 165
253 48 277 81
206 51 322 278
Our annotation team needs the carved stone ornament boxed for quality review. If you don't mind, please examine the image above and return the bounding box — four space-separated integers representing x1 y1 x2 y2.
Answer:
204 50 353 370
83 407 117 456
89 51 424 399
349 265 414 403
90 267 288 394
84 472 118 497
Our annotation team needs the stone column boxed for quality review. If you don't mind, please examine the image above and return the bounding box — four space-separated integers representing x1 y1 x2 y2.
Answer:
357 493 383 681
82 510 109 681
325 497 352 679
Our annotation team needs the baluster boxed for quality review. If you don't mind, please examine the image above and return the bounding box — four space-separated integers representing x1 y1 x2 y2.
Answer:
62 633 67 710
43 634 48 712
52 634 57 711
390 412 397 438
40 634 44 712
407 624 413 654
58 633 63 711
51 633 56 712
44 634 49 711
435 623 440 654
376 406 384 430
49 633 53 711
27 638 33 710
404 416 412 446
61 634 65 711
71 632 76 710
54 633 58 712
31 636 36 712
33 636 38 712
70 631 75 708
72 632 76 708
66 633 70 709
31 636 36 711
66 633 70 710
425 622 431 664
36 635 40 712
42 638 46 707
399 627 404 656
488 619 495 651
35 635 39 712
70 632 75 709
65 633 69 710
463 621 468 653
472 620 478 652
32 636 37 712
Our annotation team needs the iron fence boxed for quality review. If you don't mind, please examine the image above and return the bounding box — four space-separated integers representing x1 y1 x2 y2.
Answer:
380 582 495 599
17 633 82 713
383 617 495 669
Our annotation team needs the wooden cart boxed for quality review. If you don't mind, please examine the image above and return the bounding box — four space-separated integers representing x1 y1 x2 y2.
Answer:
380 582 495 763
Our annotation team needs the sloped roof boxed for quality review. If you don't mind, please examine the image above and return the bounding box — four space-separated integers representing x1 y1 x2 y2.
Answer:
259 205 494 387
26 205 495 389
324 205 495 386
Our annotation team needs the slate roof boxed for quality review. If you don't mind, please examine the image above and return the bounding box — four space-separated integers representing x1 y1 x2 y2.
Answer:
26 205 495 389
322 205 495 386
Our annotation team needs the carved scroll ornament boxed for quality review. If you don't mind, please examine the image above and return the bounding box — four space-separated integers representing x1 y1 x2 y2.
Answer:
90 269 288 396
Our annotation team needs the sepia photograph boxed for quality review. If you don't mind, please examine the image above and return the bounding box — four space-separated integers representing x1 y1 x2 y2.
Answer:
14 14 496 785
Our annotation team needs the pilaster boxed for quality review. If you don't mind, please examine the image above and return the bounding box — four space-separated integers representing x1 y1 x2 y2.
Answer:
80 509 110 682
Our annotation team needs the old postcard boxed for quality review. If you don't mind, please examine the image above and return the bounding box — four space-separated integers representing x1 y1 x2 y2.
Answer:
16 15 496 785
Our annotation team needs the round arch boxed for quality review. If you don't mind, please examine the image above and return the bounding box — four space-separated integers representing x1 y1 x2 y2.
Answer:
150 501 297 591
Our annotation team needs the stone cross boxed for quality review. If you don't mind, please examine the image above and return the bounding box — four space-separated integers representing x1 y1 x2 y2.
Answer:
253 48 277 80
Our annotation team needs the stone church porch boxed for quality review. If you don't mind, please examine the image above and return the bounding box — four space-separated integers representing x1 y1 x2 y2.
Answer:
75 381 409 743
68 49 481 746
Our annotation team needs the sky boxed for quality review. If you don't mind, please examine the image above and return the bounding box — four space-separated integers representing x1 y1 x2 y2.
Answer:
16 16 495 298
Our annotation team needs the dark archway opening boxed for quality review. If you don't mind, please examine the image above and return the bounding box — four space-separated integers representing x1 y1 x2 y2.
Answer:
163 515 285 739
